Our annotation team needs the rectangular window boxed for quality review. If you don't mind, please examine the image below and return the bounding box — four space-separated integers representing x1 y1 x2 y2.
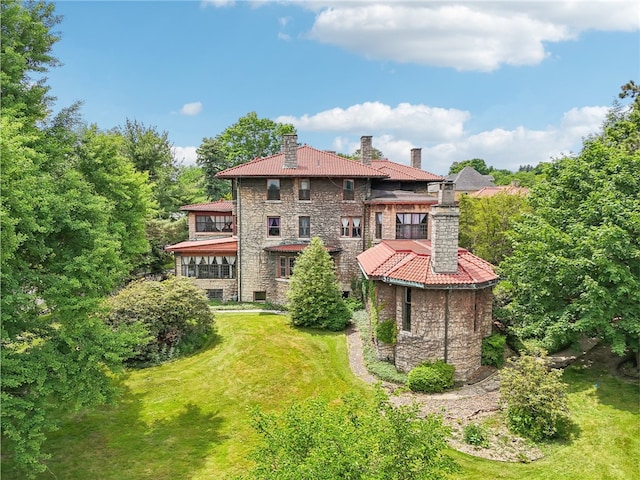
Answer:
299 216 310 238
299 179 310 200
402 287 412 332
278 256 296 278
253 291 267 302
180 256 236 279
375 212 383 239
268 217 281 237
267 179 280 200
343 179 355 201
196 215 234 233
396 213 428 239
207 289 223 301
341 217 362 238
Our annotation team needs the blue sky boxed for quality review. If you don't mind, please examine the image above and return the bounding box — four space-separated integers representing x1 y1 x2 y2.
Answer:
48 1 639 175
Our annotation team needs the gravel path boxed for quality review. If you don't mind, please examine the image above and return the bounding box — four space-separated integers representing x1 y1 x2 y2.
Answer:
345 324 544 462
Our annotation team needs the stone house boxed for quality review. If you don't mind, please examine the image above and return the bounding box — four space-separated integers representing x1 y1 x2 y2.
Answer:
356 183 499 382
165 200 238 301
428 166 496 198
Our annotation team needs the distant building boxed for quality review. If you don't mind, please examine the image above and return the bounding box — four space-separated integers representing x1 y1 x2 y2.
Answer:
429 166 496 197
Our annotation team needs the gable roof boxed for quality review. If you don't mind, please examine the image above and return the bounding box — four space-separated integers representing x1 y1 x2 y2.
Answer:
165 237 237 255
216 145 388 178
357 240 498 289
444 166 496 191
370 159 443 182
180 200 233 212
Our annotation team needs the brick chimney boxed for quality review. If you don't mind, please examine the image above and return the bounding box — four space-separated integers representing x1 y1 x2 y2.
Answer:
283 134 298 169
430 181 459 274
411 148 422 170
360 135 372 165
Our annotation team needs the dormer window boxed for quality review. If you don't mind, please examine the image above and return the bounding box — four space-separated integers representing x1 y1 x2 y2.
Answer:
267 179 280 200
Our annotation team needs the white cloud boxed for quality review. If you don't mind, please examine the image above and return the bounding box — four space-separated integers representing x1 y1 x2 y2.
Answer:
278 32 291 41
284 100 609 174
179 102 203 116
303 2 639 71
173 146 198 166
201 0 235 7
277 102 470 141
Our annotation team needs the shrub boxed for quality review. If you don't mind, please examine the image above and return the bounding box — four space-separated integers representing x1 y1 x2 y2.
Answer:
499 351 570 441
104 276 216 366
407 360 455 393
463 423 490 448
287 237 351 331
246 387 458 479
344 296 364 313
482 333 506 367
375 319 397 344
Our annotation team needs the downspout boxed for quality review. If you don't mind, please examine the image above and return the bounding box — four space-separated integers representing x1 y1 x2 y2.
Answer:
444 289 450 363
236 178 242 301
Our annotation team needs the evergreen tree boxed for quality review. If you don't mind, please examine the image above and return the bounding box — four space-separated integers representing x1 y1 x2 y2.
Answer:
287 237 351 331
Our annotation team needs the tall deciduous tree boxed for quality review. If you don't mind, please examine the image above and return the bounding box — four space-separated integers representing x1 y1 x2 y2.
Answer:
449 158 491 175
458 192 530 265
1 2 152 474
197 112 295 200
499 85 640 359
287 237 351 331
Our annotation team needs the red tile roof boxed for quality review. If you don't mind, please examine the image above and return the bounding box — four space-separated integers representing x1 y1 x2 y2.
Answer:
264 243 342 253
370 159 444 181
216 145 389 178
357 240 498 288
180 200 233 212
165 237 237 254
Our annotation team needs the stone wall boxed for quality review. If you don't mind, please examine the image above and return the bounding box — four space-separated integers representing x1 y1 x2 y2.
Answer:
430 205 460 273
375 282 494 382
237 176 369 304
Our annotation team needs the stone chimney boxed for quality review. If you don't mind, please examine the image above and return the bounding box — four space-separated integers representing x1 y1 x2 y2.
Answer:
410 148 422 170
430 181 459 274
360 135 372 165
283 134 298 169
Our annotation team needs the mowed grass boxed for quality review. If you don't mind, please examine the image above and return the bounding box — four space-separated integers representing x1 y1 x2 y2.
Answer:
3 312 638 480
3 312 369 480
452 364 640 480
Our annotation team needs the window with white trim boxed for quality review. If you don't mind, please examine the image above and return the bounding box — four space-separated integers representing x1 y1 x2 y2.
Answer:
299 179 310 200
341 217 361 238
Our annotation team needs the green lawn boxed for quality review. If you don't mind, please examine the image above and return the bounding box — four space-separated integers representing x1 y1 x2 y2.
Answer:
3 312 638 479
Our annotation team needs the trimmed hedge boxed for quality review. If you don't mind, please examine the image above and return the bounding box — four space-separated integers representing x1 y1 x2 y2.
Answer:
407 360 455 393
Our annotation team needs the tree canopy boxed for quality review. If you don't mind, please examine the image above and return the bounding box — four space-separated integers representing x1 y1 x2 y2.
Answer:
1 1 153 474
499 85 640 358
449 158 491 175
197 112 295 200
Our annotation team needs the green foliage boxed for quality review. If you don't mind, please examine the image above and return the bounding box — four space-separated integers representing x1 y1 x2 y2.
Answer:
499 87 640 358
407 360 455 393
198 112 295 200
458 192 530 265
142 216 189 274
499 352 570 441
463 423 490 448
344 296 364 313
1 3 156 474
449 158 490 175
244 387 458 480
375 319 398 345
104 277 216 366
287 237 351 331
352 311 408 384
481 333 506 368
